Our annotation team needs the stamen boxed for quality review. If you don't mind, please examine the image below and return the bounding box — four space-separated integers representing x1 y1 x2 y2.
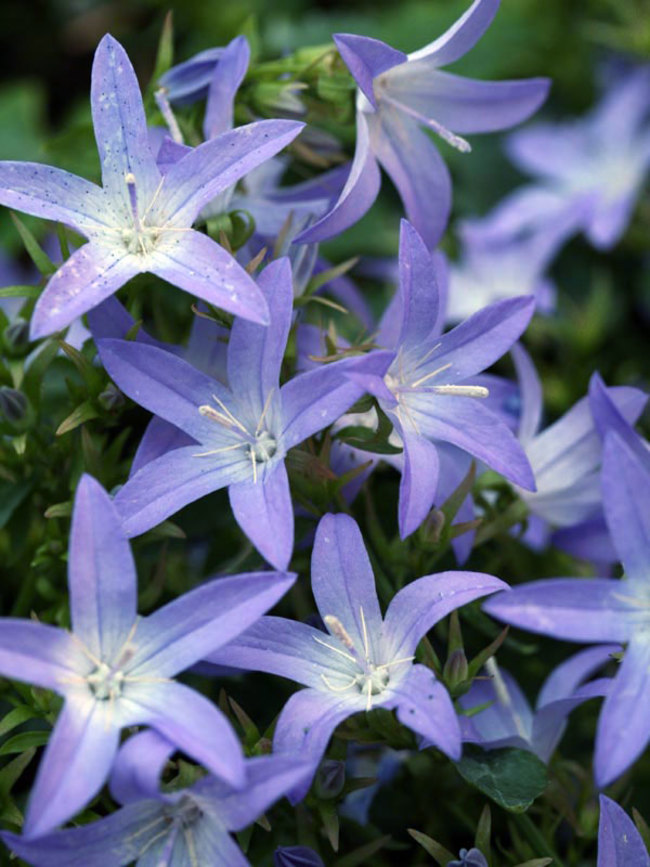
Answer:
321 672 360 692
193 442 245 458
366 677 372 712
374 656 415 671
198 395 249 435
381 93 471 153
250 447 258 485
140 175 166 223
312 634 357 663
324 615 357 651
359 606 371 664
431 385 489 398
255 388 276 436
410 362 452 389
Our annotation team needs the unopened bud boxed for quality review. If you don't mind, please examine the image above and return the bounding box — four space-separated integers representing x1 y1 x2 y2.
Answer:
0 387 33 430
3 319 30 356
443 648 469 691
98 382 124 412
313 758 345 800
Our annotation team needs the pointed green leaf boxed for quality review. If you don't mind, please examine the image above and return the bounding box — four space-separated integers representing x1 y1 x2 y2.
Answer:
407 829 455 866
56 400 99 436
10 213 55 276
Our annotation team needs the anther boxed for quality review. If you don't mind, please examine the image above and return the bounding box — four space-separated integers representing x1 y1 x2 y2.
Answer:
324 615 357 651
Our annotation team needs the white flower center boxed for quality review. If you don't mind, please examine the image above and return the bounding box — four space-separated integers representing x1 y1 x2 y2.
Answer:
314 609 413 711
87 661 125 701
195 390 280 483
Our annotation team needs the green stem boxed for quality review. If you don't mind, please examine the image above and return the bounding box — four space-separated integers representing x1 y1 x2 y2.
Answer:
514 812 565 867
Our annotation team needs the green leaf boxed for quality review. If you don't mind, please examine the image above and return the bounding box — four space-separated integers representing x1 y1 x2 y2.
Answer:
0 705 37 738
44 501 72 520
151 11 174 84
0 284 40 299
455 747 548 813
56 400 99 436
407 829 455 866
0 479 33 529
58 340 102 391
475 804 492 864
0 748 36 796
10 213 55 276
513 860 553 867
0 730 50 755
22 339 59 402
334 834 392 867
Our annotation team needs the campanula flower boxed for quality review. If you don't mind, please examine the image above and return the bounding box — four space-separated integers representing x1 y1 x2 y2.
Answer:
460 647 614 762
485 383 650 786
344 220 535 538
98 258 392 568
506 65 650 250
0 474 294 837
207 513 507 801
0 35 303 338
2 730 310 866
298 0 549 247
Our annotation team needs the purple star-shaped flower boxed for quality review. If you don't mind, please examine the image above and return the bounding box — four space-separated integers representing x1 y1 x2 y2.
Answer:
0 34 303 338
598 795 650 866
511 346 648 541
485 377 650 786
0 474 294 837
345 219 535 538
460 647 614 763
506 65 650 250
207 512 508 801
298 0 550 247
98 257 391 568
2 730 311 866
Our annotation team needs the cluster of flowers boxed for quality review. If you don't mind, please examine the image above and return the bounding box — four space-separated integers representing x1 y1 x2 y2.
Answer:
0 0 648 863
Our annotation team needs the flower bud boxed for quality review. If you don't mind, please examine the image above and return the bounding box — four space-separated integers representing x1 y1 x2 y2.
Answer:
273 846 325 867
443 648 469 691
0 387 33 430
313 758 345 800
3 318 30 356
98 382 125 412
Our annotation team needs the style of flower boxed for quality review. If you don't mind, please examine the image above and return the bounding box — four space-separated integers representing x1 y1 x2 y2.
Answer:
598 795 650 867
207 512 508 801
297 0 550 248
506 65 650 250
97 257 392 568
343 219 535 539
484 380 650 786
2 730 311 866
0 34 303 339
510 348 647 552
460 647 613 762
0 474 294 837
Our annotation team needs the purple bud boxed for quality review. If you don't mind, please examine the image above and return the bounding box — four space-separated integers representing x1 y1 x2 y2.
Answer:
98 382 125 412
449 848 489 867
0 387 31 428
313 759 345 799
